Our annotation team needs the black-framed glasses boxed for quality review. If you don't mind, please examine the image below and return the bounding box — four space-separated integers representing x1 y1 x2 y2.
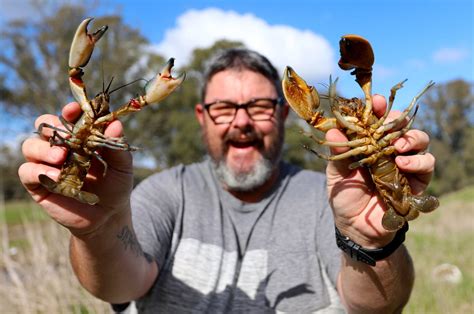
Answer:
203 97 283 124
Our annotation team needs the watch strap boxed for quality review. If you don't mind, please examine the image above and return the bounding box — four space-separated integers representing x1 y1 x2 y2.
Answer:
335 223 409 266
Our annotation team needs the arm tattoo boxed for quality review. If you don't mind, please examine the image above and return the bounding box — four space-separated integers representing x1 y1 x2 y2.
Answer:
116 226 153 263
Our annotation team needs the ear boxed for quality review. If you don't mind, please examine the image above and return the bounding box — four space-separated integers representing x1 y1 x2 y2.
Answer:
195 103 205 126
281 102 290 121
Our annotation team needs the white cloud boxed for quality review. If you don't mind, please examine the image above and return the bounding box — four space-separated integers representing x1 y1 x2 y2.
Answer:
152 8 335 83
373 64 397 79
432 47 469 63
405 58 426 70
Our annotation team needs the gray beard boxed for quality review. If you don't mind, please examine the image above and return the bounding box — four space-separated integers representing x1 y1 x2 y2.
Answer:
204 111 285 192
212 156 274 192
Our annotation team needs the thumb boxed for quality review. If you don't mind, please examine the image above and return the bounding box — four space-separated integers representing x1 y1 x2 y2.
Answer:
104 119 124 138
96 120 133 174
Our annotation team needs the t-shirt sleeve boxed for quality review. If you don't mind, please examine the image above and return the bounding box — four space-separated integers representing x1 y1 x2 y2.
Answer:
131 165 183 269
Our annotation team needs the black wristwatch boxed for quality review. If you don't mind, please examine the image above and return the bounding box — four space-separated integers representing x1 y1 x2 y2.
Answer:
335 223 409 266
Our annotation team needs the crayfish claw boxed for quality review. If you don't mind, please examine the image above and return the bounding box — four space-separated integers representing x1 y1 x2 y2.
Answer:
143 58 186 105
69 18 108 71
282 66 320 122
338 34 374 74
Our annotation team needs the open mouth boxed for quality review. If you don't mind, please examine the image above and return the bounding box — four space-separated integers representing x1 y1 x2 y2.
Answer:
228 140 258 149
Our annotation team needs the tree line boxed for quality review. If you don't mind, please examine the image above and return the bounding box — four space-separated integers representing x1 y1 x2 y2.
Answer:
0 3 472 200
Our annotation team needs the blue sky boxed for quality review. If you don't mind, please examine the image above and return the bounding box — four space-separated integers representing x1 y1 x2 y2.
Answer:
1 0 472 147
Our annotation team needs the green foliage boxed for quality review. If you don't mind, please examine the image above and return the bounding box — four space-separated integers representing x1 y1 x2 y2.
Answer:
282 114 327 172
0 3 149 117
185 39 245 77
282 93 333 172
0 146 29 200
0 200 48 225
416 79 474 195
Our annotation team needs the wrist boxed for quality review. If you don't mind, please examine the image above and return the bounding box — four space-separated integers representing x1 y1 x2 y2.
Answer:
71 207 131 241
335 223 409 266
335 222 396 248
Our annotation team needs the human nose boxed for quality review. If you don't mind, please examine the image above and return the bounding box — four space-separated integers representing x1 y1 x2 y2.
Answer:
231 106 253 128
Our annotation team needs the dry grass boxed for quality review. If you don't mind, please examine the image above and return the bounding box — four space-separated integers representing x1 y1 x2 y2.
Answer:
0 202 110 313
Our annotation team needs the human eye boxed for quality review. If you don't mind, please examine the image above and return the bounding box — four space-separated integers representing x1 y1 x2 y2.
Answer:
208 102 237 124
252 99 276 109
248 99 275 113
210 101 235 114
247 99 276 120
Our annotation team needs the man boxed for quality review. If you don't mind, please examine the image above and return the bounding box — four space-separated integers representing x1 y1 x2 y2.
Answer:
19 48 435 313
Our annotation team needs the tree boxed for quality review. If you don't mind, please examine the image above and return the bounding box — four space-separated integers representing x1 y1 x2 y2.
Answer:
0 2 173 198
0 145 29 200
0 3 150 118
416 79 474 195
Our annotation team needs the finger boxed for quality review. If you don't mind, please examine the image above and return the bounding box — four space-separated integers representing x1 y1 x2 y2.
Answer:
372 94 387 118
325 129 360 178
103 119 124 138
96 120 133 175
393 129 430 154
34 114 62 138
22 137 67 164
18 162 60 202
34 114 59 129
62 102 82 123
395 152 435 175
326 128 350 154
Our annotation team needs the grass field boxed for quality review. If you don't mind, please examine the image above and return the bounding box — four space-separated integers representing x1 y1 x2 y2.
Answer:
404 186 474 313
0 187 473 313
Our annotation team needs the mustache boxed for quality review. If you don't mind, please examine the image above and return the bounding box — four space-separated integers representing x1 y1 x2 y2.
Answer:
224 128 262 143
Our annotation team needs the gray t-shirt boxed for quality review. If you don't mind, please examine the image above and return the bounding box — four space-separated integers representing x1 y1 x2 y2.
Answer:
131 160 343 313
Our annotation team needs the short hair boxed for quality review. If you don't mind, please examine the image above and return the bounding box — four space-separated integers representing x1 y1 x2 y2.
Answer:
201 48 283 102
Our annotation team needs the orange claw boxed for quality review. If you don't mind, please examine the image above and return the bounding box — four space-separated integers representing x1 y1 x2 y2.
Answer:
282 66 320 121
282 66 337 132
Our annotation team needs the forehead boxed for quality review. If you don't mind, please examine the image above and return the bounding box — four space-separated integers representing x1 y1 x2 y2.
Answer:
204 69 277 102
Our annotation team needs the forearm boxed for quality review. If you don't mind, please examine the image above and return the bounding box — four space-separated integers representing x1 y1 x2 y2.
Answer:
69 210 158 303
338 244 414 313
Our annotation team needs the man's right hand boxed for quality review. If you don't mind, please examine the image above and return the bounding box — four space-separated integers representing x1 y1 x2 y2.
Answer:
18 102 135 237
